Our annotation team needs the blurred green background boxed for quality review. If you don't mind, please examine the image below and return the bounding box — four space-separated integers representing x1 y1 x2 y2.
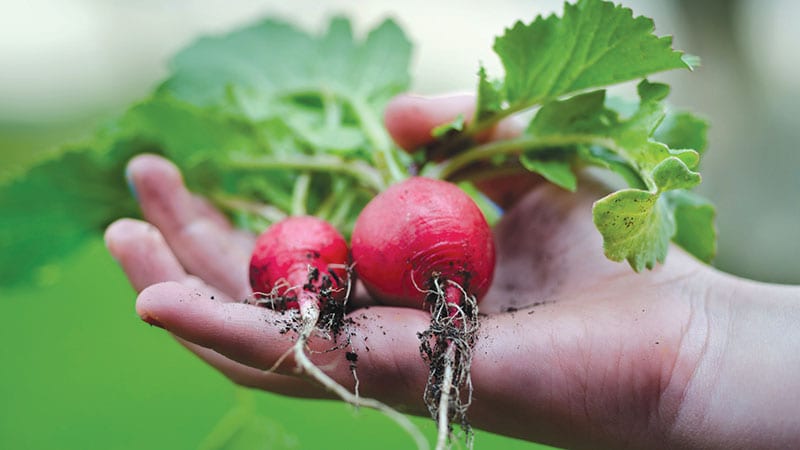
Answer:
1 0 798 449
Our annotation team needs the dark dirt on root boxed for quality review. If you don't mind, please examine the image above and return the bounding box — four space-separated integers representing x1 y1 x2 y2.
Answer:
417 275 480 443
245 265 358 366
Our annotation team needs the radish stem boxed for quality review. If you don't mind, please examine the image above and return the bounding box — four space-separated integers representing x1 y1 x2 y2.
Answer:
226 153 386 192
426 134 614 180
291 172 311 216
328 190 357 230
347 94 407 185
315 178 349 222
211 192 288 224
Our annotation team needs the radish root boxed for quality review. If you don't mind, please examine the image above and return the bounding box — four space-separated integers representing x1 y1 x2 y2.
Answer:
419 278 479 450
292 302 428 450
254 267 430 450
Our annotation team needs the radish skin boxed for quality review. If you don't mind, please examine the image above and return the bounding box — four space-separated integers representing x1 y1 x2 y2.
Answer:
352 177 495 308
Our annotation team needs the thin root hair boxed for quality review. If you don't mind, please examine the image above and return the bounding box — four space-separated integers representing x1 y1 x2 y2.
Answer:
417 277 480 450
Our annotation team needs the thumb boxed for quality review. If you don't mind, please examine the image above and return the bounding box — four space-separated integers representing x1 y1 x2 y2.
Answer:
384 94 476 152
384 93 540 208
385 93 523 151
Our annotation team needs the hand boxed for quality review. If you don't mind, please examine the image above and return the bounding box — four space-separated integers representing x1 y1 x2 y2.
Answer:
105 94 800 450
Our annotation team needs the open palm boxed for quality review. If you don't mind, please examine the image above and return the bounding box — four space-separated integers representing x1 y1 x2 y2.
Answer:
106 95 800 450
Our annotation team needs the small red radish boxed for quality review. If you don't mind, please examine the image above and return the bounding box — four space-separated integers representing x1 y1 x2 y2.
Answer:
351 177 496 450
249 215 349 312
248 215 427 450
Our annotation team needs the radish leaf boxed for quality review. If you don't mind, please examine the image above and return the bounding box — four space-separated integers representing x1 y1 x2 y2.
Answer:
593 156 701 270
1 0 717 286
520 155 577 192
478 0 694 121
160 18 411 117
665 190 717 263
0 17 411 286
0 146 138 286
654 111 709 157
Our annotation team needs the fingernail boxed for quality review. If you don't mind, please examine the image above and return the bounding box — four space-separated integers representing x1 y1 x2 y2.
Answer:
140 311 164 329
125 165 139 201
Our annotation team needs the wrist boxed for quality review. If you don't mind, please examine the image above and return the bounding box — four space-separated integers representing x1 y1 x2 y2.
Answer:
669 271 800 449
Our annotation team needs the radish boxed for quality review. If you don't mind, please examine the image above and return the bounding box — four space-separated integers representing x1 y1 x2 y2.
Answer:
249 215 428 450
249 215 350 313
351 177 495 449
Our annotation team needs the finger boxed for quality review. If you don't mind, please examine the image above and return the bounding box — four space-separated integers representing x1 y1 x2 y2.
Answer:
105 220 312 395
384 94 476 151
104 218 200 293
136 281 432 412
125 154 254 299
135 274 692 448
384 93 524 152
384 94 538 208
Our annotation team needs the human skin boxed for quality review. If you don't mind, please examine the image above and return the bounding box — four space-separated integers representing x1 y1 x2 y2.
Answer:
105 94 800 449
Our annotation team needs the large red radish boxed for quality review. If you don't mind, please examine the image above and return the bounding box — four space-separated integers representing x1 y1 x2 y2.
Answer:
352 177 496 449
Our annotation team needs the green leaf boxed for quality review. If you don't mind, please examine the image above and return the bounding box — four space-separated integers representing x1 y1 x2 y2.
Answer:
353 18 414 100
160 20 312 111
492 0 691 108
526 79 711 269
115 18 413 223
160 16 413 187
160 17 412 118
592 156 700 270
476 65 504 121
519 79 707 270
283 116 367 154
431 114 466 138
577 146 645 189
520 154 577 191
665 190 717 263
651 156 701 191
667 148 700 170
608 81 677 177
439 76 711 270
681 53 702 70
117 96 264 166
0 145 138 286
527 90 609 135
524 89 643 188
114 97 304 214
524 80 699 188
654 111 709 156
1 17 416 287
592 189 673 271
